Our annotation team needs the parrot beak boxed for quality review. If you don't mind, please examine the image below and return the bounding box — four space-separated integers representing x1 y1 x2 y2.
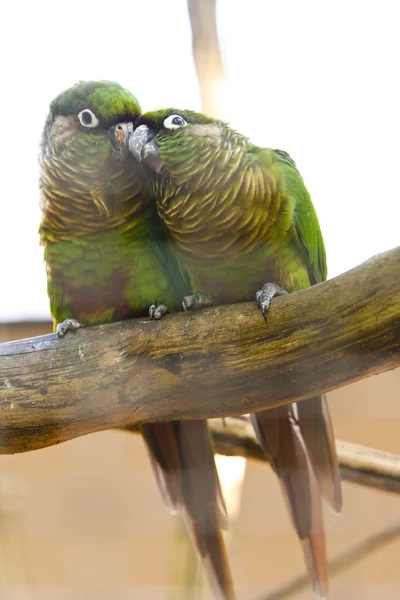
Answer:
109 122 134 151
128 125 164 174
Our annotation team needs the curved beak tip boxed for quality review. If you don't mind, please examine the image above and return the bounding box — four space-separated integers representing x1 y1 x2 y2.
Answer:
128 125 151 162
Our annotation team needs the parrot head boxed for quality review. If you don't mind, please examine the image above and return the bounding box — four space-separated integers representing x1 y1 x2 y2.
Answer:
42 80 141 156
40 81 147 222
127 109 228 180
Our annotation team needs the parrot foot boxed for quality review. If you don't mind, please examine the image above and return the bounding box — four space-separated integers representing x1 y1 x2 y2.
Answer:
182 293 215 311
56 318 81 338
256 282 288 319
149 304 168 320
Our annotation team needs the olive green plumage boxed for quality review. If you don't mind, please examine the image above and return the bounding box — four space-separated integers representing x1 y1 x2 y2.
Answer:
135 109 326 296
39 84 234 600
40 81 185 325
130 109 342 598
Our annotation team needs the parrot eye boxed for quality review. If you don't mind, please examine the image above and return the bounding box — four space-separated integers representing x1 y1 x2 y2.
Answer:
78 109 100 128
163 115 187 130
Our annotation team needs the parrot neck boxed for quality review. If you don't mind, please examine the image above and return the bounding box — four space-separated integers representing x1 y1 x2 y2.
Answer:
39 133 150 242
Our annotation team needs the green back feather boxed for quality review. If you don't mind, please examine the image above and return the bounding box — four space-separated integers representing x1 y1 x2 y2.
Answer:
274 150 327 284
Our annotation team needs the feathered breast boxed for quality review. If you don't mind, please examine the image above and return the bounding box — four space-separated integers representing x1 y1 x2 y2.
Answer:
156 134 296 260
40 133 150 242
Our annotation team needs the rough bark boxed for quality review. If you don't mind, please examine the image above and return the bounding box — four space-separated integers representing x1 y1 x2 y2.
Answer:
0 247 399 455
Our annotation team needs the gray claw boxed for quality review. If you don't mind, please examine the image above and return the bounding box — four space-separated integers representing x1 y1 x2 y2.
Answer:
255 283 288 319
182 295 194 311
149 304 168 320
182 293 215 311
56 318 81 338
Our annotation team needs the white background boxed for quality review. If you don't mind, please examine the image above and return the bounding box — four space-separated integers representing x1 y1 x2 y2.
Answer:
1 0 398 321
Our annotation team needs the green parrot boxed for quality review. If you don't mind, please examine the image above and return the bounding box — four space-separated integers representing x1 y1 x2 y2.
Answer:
128 109 343 598
39 82 235 600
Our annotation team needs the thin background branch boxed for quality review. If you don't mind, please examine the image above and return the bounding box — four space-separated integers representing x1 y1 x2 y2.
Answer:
208 416 400 495
188 0 228 119
259 521 400 600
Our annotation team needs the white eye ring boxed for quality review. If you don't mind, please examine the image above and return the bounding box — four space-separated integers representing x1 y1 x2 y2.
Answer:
78 109 100 128
163 114 187 130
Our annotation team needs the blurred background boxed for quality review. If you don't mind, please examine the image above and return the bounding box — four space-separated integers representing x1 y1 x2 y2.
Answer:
0 0 399 598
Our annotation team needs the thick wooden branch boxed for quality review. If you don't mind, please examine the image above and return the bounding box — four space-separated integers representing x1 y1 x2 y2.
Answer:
0 247 399 455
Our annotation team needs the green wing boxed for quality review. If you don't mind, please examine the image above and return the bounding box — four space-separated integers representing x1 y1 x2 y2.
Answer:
148 212 192 301
275 150 327 285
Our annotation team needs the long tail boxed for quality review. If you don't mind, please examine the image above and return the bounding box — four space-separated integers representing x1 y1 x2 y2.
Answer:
297 395 342 513
251 404 330 598
141 420 235 600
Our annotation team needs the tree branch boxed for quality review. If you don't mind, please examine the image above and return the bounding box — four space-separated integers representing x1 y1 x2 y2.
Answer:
0 247 399 454
187 0 228 118
206 417 400 494
259 520 400 600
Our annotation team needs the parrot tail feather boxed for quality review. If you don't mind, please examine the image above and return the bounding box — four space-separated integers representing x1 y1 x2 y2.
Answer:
141 422 183 513
251 406 328 598
141 420 235 599
189 524 236 600
297 395 343 514
300 470 329 599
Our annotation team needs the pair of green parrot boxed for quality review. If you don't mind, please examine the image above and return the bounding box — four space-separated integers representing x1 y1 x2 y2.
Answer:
39 81 342 599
